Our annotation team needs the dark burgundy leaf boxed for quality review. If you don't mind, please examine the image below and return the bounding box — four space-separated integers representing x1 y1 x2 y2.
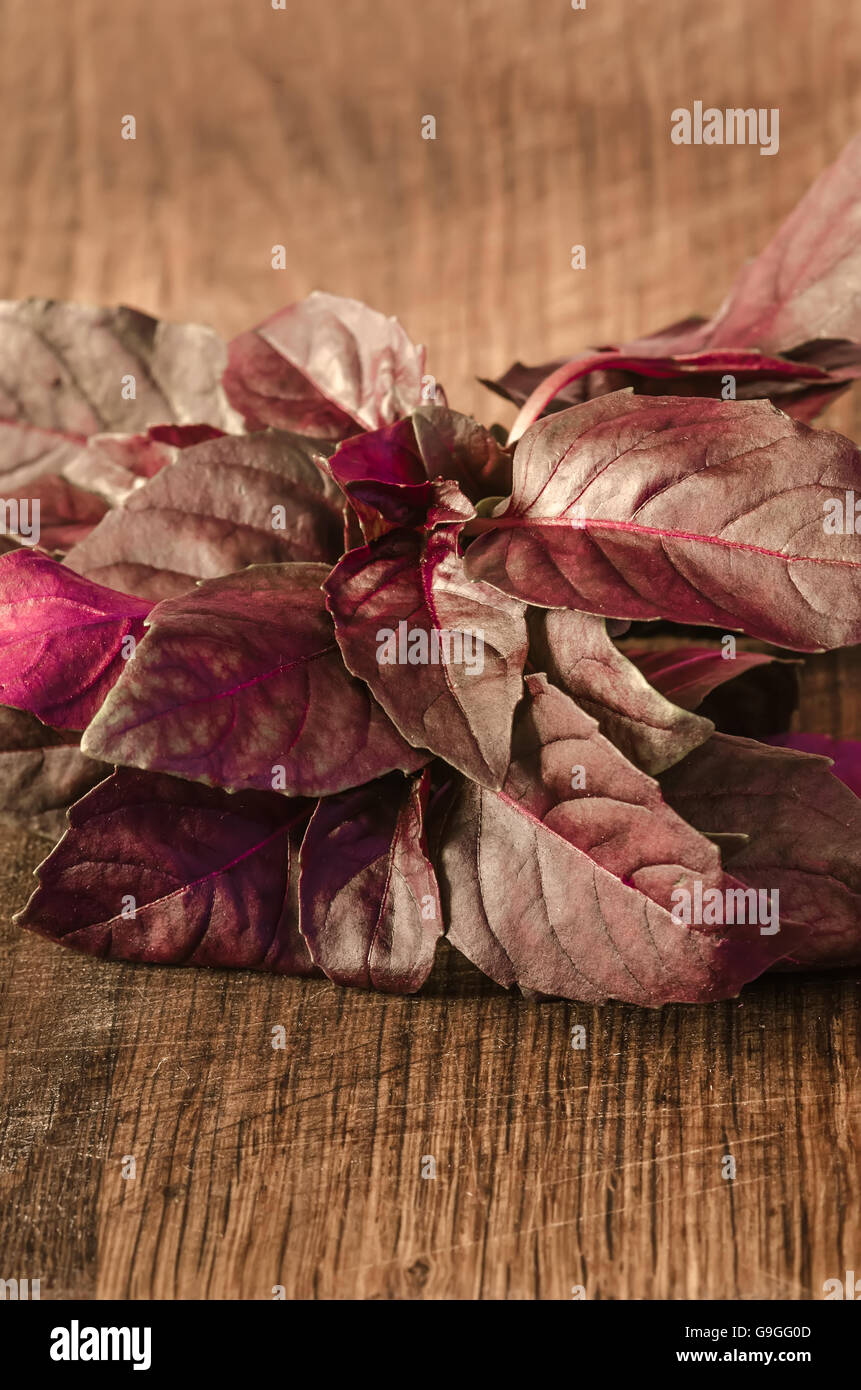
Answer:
15 768 319 974
0 299 240 487
327 405 505 538
411 405 512 501
299 769 442 992
0 549 152 729
624 644 786 711
64 430 345 600
763 732 861 798
625 641 800 740
328 417 475 538
504 347 829 443
324 528 528 787
660 733 861 969
464 392 861 650
529 608 713 774
223 292 427 438
0 704 106 825
435 675 797 1004
81 562 427 796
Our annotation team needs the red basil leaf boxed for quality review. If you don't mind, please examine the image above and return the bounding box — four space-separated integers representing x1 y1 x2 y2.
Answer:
299 769 442 992
529 608 713 774
81 562 427 796
660 733 861 969
0 299 240 487
0 550 152 729
693 133 861 355
325 528 528 787
411 405 512 501
63 424 225 507
435 675 798 1004
64 430 345 600
223 292 427 438
327 409 489 537
15 768 318 974
504 348 830 443
0 704 106 820
493 136 861 437
0 475 108 554
623 644 789 711
763 732 861 797
465 392 861 650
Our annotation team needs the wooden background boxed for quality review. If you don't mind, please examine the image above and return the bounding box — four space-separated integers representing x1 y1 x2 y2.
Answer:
0 0 859 1300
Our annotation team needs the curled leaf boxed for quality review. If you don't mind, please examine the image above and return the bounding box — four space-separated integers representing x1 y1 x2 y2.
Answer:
224 291 427 438
529 607 713 774
325 528 528 787
299 769 442 992
327 406 501 537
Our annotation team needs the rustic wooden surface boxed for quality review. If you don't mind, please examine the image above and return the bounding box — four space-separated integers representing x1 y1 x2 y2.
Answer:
0 0 860 1300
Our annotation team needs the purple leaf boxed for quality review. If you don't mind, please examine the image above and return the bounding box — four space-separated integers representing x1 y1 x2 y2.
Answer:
0 704 106 824
492 137 861 438
81 562 428 796
0 550 152 729
223 292 427 438
763 732 861 799
15 768 319 974
435 675 797 1004
411 405 512 501
464 392 861 651
324 528 528 787
0 299 241 487
691 132 861 355
624 644 787 711
660 733 861 969
64 430 346 600
299 769 442 992
327 406 501 537
503 346 830 443
529 608 713 774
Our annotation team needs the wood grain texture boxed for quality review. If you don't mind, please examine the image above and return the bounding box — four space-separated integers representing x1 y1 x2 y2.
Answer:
0 0 859 1300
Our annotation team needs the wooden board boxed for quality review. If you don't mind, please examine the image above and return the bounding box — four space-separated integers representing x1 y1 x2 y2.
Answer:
0 0 859 1300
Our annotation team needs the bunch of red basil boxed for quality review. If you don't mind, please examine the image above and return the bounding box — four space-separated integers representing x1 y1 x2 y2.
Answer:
2 135 861 1005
